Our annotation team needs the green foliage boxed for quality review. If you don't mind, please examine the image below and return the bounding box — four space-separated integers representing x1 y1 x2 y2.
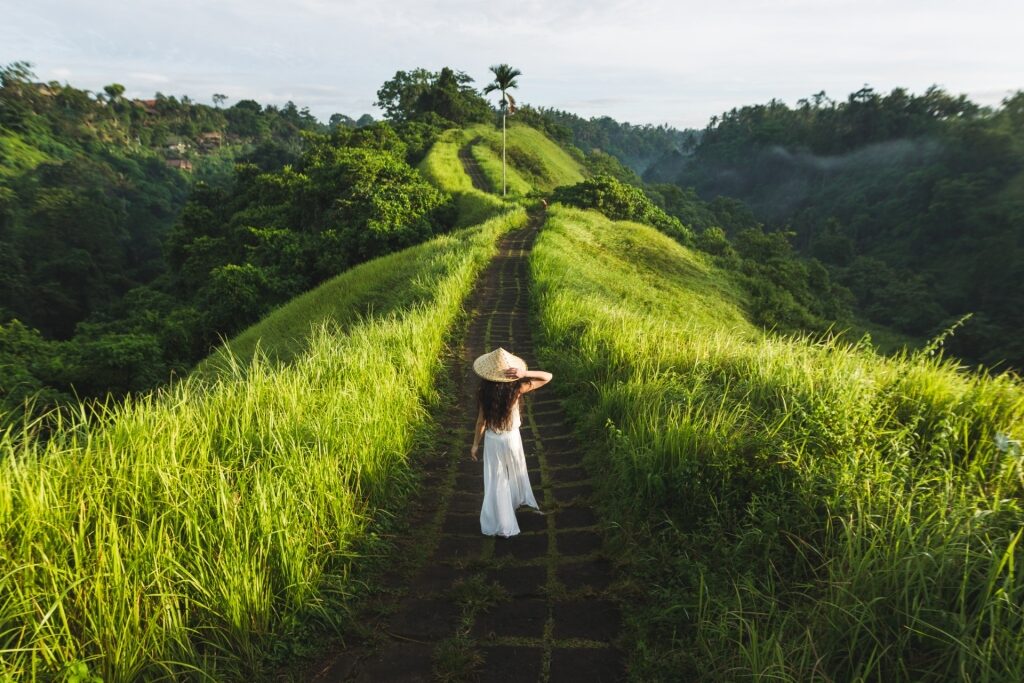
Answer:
0 317 174 420
0 62 345 414
668 85 1024 368
732 226 852 330
0 320 70 413
0 63 464 417
643 183 718 232
693 226 734 257
552 174 694 244
0 210 524 680
393 116 450 165
584 149 641 184
199 263 273 333
3 153 186 337
531 205 1024 682
164 124 453 363
376 67 492 126
375 68 434 122
840 256 947 334
418 68 493 126
536 106 697 173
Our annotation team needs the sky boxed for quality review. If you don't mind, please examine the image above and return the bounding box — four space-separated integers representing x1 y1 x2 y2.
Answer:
2 0 1023 130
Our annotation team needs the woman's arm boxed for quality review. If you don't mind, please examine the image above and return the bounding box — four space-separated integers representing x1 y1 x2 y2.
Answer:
504 367 553 393
470 406 485 461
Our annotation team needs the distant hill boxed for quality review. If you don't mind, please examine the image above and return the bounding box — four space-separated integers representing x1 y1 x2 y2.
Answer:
647 86 1024 369
524 105 698 174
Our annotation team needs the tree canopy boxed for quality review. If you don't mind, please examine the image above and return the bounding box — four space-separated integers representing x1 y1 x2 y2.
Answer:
0 63 455 420
649 86 1024 368
376 67 492 126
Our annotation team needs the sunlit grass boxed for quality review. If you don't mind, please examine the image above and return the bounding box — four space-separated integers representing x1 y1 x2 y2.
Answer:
465 122 585 194
417 128 507 227
469 142 532 198
531 204 1024 682
420 123 584 204
0 208 526 681
197 221 516 373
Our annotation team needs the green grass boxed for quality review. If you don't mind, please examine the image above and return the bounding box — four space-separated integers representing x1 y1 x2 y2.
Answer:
418 129 507 227
0 208 526 681
465 122 585 195
530 204 1024 682
470 142 533 197
197 211 520 373
419 123 584 205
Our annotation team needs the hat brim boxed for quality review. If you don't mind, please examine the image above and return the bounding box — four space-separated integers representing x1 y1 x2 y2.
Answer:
472 350 528 382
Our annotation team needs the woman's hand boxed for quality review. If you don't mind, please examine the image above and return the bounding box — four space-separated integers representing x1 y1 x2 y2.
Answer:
504 367 524 380
470 444 479 461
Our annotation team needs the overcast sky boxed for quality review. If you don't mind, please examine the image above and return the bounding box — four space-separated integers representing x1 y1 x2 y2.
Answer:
2 0 1022 129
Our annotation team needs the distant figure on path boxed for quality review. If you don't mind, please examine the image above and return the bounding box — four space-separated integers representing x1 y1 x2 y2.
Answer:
470 348 552 537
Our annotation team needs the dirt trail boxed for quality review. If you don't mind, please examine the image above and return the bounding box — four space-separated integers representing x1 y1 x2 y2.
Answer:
311 193 621 683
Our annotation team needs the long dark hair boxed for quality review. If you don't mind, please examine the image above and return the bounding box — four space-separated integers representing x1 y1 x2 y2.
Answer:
478 377 532 432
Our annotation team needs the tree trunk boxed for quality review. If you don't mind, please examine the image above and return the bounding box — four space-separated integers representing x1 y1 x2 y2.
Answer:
502 111 507 196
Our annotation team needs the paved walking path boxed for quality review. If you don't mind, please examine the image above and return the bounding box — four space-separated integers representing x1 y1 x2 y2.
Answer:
312 165 622 683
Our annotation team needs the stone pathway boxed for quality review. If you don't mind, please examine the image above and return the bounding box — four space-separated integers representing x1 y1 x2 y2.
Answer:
310 204 622 682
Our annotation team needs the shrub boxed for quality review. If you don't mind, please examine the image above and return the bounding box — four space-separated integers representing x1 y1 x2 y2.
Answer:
552 174 694 245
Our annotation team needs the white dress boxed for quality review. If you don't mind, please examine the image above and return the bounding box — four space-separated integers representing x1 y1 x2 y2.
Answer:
480 402 539 537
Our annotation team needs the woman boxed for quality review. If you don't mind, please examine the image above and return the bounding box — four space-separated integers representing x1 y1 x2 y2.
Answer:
470 347 553 537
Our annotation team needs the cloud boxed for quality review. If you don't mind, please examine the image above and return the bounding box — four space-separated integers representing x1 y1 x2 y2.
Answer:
1 0 1022 127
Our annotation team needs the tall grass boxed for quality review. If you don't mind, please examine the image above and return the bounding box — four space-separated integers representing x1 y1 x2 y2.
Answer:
197 229 498 374
417 129 507 227
531 205 1024 682
0 208 526 681
465 122 585 194
419 124 584 204
469 143 533 197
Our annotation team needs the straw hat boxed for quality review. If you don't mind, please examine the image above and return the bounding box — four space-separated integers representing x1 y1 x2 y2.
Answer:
473 347 528 382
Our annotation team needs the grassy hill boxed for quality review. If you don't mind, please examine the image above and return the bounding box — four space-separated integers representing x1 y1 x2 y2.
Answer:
420 123 585 204
5 111 1018 683
0 117 576 680
418 128 508 227
467 122 586 195
197 212 520 374
531 204 1024 681
0 205 525 680
417 122 585 229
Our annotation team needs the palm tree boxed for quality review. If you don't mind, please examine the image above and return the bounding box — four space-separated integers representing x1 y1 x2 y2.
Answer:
482 64 521 196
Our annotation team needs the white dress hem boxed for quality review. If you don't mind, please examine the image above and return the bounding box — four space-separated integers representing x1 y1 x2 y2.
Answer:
479 403 538 537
